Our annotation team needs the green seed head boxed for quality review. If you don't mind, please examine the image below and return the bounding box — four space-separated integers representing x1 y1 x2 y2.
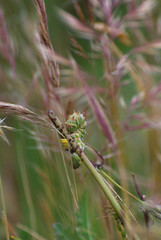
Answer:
66 112 87 137
66 111 87 170
71 132 85 150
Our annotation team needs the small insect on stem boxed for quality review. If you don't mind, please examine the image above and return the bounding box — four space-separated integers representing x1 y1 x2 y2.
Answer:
60 138 69 149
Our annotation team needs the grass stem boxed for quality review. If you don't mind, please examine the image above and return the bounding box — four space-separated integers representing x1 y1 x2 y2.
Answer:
48 110 124 222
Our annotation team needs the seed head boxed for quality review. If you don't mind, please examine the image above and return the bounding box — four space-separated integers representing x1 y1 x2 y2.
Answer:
66 111 87 137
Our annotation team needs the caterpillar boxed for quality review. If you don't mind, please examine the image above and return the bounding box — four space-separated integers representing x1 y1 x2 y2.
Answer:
105 207 128 240
114 214 128 240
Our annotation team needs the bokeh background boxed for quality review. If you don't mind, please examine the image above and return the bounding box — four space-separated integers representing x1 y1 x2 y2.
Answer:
1 0 161 239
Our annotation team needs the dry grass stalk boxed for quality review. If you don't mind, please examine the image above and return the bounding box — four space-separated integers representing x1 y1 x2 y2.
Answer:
34 0 60 87
0 101 50 128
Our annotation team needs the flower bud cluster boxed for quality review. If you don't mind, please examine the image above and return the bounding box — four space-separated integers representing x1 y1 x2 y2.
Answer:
66 112 87 169
66 112 87 151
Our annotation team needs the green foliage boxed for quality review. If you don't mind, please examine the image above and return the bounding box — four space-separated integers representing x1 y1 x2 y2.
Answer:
53 192 95 240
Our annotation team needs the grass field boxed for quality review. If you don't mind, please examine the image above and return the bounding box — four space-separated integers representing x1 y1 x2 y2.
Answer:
1 0 161 239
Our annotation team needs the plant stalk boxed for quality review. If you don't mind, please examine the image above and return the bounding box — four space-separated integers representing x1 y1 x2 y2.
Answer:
48 110 124 223
100 170 143 204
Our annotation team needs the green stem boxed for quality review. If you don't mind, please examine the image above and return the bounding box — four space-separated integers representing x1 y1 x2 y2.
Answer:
48 110 124 222
100 170 143 204
80 152 124 221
